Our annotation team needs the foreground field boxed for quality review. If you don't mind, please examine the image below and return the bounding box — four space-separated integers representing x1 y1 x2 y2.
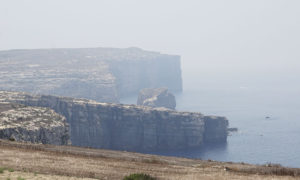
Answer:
0 170 94 180
0 140 299 180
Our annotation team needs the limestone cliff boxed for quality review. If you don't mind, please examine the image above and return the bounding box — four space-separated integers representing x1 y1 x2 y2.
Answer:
0 47 182 102
137 88 176 110
0 91 228 151
107 50 182 97
0 102 69 145
203 116 229 143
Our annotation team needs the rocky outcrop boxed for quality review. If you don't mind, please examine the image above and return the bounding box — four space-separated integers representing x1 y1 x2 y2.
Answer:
0 91 228 151
137 88 176 110
0 47 182 102
0 102 69 145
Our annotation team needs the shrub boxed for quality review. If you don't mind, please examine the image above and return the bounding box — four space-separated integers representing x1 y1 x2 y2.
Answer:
0 167 5 173
8 137 15 141
123 173 156 180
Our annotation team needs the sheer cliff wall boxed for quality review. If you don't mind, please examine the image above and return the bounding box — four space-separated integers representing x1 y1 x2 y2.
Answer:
107 55 182 97
0 47 182 102
0 91 228 151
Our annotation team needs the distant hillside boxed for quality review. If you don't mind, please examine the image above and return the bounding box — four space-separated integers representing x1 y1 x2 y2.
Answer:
0 47 182 102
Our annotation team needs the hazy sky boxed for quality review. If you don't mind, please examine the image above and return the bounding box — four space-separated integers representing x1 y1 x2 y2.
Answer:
1 0 300 87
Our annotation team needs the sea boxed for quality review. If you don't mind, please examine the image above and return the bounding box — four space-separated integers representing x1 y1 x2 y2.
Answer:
120 78 300 168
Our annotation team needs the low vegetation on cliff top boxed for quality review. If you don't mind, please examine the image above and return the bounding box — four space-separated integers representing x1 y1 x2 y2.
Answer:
123 173 156 180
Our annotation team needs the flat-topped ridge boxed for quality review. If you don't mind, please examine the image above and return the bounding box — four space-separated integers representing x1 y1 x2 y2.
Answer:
0 90 228 151
0 47 178 61
0 47 182 102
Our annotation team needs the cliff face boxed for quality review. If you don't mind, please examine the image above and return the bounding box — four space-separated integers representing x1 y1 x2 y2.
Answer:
203 116 229 143
0 47 182 102
0 102 69 145
0 91 228 151
107 53 182 97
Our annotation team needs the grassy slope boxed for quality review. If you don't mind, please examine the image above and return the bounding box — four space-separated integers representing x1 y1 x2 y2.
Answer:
0 140 299 180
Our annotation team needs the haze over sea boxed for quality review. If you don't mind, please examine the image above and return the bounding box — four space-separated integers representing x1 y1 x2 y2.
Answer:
121 72 300 168
2 0 300 168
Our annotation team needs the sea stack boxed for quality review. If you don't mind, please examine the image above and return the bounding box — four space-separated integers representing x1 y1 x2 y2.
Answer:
137 88 176 110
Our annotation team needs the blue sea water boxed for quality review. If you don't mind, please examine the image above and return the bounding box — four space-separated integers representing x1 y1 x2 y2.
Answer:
121 85 300 168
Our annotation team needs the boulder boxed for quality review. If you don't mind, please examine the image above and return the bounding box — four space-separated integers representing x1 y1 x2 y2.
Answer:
137 88 176 110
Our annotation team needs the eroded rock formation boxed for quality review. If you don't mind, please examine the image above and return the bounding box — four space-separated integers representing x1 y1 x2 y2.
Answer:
0 102 69 145
0 47 182 102
137 88 176 110
0 91 228 151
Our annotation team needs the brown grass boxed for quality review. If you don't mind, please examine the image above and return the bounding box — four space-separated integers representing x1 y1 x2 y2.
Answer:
0 140 299 180
225 163 300 177
0 170 95 180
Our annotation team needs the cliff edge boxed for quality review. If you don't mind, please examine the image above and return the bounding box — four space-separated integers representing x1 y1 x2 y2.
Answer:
0 91 228 151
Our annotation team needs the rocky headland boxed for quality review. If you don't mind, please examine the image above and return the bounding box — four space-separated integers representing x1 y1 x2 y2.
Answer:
0 102 69 145
0 91 228 151
137 87 176 110
0 47 182 102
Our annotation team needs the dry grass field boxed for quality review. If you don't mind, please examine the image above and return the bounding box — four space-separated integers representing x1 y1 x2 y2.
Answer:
0 140 299 180
0 170 95 180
